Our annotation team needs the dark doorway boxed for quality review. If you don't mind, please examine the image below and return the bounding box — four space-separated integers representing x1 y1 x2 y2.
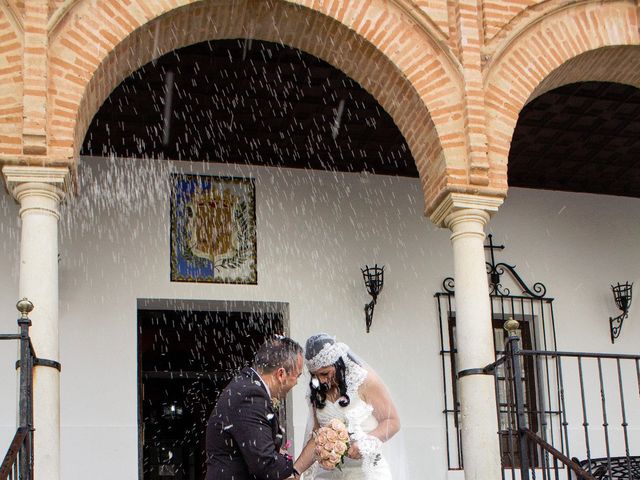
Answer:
137 306 284 480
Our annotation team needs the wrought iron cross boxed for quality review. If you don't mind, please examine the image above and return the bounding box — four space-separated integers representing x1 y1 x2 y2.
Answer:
484 234 505 289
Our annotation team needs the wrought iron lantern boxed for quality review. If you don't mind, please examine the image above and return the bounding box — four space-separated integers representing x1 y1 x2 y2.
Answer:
361 264 384 333
610 282 632 343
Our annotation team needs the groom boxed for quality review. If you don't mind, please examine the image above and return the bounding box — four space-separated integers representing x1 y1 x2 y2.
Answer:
205 336 303 480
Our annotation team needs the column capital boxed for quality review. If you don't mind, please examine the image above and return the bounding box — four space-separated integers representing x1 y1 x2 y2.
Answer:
429 192 503 228
2 166 71 201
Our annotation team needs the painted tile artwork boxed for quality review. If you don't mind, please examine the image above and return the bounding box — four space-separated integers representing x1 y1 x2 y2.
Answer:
170 174 257 284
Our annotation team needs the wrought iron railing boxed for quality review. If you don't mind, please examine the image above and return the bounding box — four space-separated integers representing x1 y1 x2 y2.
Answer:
0 300 35 480
496 318 640 480
521 429 596 479
437 234 560 470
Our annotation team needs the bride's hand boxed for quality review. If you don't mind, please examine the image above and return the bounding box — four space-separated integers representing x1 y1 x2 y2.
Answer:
347 442 362 460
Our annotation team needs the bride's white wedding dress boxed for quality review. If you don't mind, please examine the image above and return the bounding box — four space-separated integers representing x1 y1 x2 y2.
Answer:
304 358 392 480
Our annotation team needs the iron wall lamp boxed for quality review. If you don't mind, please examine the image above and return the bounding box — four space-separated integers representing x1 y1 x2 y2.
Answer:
362 264 384 333
610 282 632 343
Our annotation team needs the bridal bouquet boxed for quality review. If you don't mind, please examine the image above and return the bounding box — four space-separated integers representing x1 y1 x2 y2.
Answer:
314 419 350 470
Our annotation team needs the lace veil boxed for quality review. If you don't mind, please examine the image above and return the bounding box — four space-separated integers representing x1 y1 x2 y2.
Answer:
301 334 384 479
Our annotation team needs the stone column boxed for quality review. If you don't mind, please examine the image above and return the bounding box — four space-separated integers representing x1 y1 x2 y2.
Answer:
3 165 70 480
432 192 503 480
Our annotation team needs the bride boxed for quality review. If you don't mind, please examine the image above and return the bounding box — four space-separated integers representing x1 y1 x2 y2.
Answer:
294 334 400 479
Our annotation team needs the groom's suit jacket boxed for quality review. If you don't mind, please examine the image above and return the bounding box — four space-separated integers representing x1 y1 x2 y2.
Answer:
205 367 294 480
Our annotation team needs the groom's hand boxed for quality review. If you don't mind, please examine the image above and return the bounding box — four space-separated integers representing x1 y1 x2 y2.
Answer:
347 442 362 460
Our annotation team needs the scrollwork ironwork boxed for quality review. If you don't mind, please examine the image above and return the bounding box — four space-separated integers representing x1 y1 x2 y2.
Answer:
487 262 511 296
442 277 455 293
610 313 626 343
484 234 546 299
489 262 546 298
440 235 548 299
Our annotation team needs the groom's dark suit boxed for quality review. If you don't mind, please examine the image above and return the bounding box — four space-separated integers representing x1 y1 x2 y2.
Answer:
205 367 295 480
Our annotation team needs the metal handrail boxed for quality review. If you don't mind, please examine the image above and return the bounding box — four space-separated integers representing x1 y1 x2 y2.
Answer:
523 429 596 480
500 319 640 480
0 299 35 480
518 349 640 361
0 428 29 480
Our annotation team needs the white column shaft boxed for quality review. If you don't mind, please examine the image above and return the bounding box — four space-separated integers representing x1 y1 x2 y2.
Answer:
448 209 501 480
4 166 69 480
18 183 62 480
18 183 61 358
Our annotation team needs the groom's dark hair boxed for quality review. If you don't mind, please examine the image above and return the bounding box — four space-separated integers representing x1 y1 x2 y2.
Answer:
253 336 303 374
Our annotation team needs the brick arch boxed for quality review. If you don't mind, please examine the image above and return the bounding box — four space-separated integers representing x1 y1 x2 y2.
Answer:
484 1 640 190
528 46 640 102
47 0 465 212
0 2 23 156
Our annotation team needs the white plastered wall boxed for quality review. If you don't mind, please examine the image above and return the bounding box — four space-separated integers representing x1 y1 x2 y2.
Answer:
0 156 638 479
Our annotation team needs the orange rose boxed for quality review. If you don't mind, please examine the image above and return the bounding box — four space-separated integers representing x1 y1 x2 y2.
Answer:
316 431 328 446
320 459 336 470
325 429 338 442
333 441 347 455
324 441 337 452
328 419 345 431
338 429 349 441
319 448 332 460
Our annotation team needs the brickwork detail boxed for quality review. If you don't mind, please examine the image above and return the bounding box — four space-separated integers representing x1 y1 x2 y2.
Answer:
412 0 450 36
23 0 48 155
0 3 23 156
46 0 465 212
48 0 65 21
482 0 540 41
449 0 490 188
530 46 640 101
6 1 24 23
1 0 639 218
484 1 640 192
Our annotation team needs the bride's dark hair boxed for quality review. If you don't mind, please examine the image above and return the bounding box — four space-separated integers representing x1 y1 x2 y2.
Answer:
310 357 350 409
